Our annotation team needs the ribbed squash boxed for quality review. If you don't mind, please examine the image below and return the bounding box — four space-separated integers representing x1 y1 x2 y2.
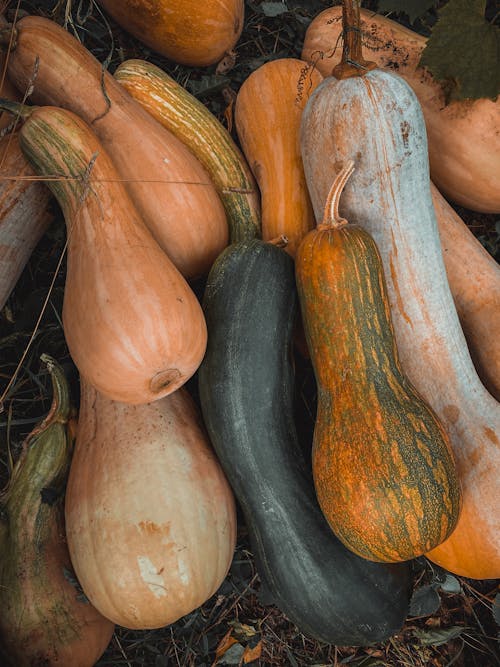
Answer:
234 58 323 256
431 183 500 401
300 1 500 579
1 100 207 404
0 355 114 666
114 59 260 243
0 132 53 310
199 237 412 644
98 0 244 67
4 15 227 278
301 6 500 214
296 163 461 563
65 381 237 629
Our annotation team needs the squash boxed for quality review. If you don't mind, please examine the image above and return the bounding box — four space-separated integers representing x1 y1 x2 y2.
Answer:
431 183 500 401
295 162 461 563
114 59 261 243
234 58 323 256
0 355 114 667
4 15 228 278
0 51 20 130
97 0 244 67
301 6 500 213
0 132 53 310
65 380 237 629
300 1 500 579
198 238 412 645
1 100 207 404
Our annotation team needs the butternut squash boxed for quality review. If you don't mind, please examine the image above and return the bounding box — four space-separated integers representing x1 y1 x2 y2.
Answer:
0 355 114 666
301 6 500 213
0 132 53 310
300 1 500 579
296 163 461 563
65 381 237 629
234 58 323 256
114 59 261 243
4 15 228 278
98 0 244 67
1 100 207 404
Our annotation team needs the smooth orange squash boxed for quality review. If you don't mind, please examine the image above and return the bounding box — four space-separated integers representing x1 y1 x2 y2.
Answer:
300 2 500 579
301 6 500 213
0 355 114 666
431 183 500 401
65 381 237 629
3 100 207 404
98 0 244 67
4 15 228 278
0 132 53 310
234 58 323 256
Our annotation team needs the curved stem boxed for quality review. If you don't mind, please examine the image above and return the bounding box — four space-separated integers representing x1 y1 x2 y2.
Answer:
0 97 34 118
332 0 377 79
318 160 355 230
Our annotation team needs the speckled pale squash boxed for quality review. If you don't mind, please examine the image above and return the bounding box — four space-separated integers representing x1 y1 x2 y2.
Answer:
65 381 237 630
3 15 227 278
0 100 207 404
114 59 261 243
0 356 114 667
301 5 500 213
431 183 500 401
300 1 500 579
98 0 244 67
296 163 461 563
234 58 323 256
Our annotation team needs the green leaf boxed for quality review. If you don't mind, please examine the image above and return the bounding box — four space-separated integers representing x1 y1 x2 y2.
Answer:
409 584 441 617
419 0 500 101
261 1 289 17
377 0 436 23
413 625 466 646
493 593 500 625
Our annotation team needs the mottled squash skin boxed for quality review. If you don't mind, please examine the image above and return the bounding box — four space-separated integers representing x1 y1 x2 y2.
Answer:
295 167 461 563
199 238 412 645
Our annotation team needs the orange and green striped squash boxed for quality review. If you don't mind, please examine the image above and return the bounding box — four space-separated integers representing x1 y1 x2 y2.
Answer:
295 163 462 563
114 59 260 243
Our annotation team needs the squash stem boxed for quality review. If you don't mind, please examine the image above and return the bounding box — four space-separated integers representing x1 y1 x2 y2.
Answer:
318 161 355 230
332 0 376 79
0 97 33 118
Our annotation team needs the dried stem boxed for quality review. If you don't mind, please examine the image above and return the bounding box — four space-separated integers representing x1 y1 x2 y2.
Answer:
332 0 376 79
318 161 355 230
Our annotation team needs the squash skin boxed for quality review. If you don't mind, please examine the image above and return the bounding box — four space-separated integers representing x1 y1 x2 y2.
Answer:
0 356 114 667
296 215 461 563
114 59 261 243
5 15 228 278
431 183 500 401
16 104 207 404
198 239 412 645
234 59 323 256
301 7 500 213
65 382 237 630
301 68 500 579
98 0 244 67
0 132 53 310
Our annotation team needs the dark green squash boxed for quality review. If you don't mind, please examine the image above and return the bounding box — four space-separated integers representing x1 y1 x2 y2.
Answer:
198 238 412 646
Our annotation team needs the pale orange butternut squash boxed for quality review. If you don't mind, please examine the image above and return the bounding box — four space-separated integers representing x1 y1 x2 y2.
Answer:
3 15 228 278
2 100 207 404
234 58 323 256
65 380 237 629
